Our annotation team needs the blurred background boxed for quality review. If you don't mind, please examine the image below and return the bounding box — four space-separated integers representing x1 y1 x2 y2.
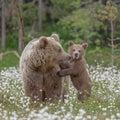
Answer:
0 0 120 69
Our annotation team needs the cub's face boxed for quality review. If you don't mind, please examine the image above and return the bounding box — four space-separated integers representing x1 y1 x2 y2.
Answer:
68 41 88 60
69 44 84 60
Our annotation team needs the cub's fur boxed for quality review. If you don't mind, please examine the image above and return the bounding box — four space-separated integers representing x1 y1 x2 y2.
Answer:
58 41 92 101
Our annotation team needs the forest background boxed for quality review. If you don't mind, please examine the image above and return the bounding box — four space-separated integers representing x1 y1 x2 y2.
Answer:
0 0 120 68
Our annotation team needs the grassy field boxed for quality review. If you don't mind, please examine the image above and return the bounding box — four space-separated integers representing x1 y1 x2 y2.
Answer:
0 65 120 120
0 48 120 120
0 54 19 70
0 47 120 70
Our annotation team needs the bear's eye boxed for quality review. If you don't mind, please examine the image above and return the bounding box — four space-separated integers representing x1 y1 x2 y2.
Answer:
73 49 75 51
78 50 81 52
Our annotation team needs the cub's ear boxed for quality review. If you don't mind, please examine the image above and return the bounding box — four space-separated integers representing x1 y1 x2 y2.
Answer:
82 43 88 49
51 33 59 42
39 36 48 49
68 41 74 47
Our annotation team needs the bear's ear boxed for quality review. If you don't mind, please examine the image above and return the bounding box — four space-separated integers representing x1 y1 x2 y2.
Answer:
39 36 48 49
82 43 88 49
51 34 59 42
68 41 74 47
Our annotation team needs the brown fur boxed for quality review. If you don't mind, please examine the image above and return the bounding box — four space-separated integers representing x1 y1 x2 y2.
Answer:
58 41 92 102
20 34 70 101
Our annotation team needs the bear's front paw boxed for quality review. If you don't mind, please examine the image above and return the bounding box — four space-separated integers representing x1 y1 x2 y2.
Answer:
57 71 63 77
57 71 60 76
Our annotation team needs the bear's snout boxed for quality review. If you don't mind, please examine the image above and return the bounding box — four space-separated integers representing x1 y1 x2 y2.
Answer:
73 51 80 60
60 54 71 63
68 55 72 60
64 55 72 61
75 53 79 57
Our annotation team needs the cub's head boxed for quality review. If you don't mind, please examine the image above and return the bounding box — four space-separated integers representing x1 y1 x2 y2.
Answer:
68 41 88 60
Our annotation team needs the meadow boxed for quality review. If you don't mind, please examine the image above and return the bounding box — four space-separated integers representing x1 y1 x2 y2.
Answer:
0 63 120 120
1 1 120 119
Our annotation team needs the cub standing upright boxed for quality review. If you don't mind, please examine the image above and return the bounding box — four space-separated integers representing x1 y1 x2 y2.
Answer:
58 41 92 102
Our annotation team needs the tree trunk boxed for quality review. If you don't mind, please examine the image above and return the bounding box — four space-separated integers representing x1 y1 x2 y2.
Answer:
15 0 25 51
1 0 6 49
110 20 114 68
38 0 43 31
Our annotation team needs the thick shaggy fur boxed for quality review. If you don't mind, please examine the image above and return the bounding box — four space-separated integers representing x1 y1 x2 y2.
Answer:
58 41 92 102
20 34 70 101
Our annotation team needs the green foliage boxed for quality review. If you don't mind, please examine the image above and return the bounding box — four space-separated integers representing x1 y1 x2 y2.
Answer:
51 0 76 19
23 3 37 26
57 7 105 46
58 9 91 38
96 1 118 21
1 0 120 52
6 33 18 49
95 1 119 67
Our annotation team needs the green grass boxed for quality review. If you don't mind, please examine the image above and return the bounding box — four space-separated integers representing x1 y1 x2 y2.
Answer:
86 47 120 68
0 47 120 69
0 50 19 70
0 54 19 69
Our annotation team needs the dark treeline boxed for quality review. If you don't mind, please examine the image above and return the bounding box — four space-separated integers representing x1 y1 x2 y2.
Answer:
0 0 120 51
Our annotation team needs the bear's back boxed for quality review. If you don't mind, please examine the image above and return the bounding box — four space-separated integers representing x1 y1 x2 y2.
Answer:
20 38 38 72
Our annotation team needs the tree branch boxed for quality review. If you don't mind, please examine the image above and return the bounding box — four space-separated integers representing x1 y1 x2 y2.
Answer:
0 51 20 60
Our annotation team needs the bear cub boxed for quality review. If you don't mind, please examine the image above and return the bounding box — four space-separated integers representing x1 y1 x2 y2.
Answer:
58 41 92 102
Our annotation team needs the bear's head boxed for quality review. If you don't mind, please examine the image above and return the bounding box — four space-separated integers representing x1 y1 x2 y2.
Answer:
35 34 71 69
68 41 88 60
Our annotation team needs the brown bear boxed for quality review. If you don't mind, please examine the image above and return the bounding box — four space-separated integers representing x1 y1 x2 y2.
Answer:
58 41 92 102
20 34 70 101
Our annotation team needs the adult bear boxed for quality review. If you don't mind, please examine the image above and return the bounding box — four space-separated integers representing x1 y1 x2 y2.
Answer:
20 34 70 101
